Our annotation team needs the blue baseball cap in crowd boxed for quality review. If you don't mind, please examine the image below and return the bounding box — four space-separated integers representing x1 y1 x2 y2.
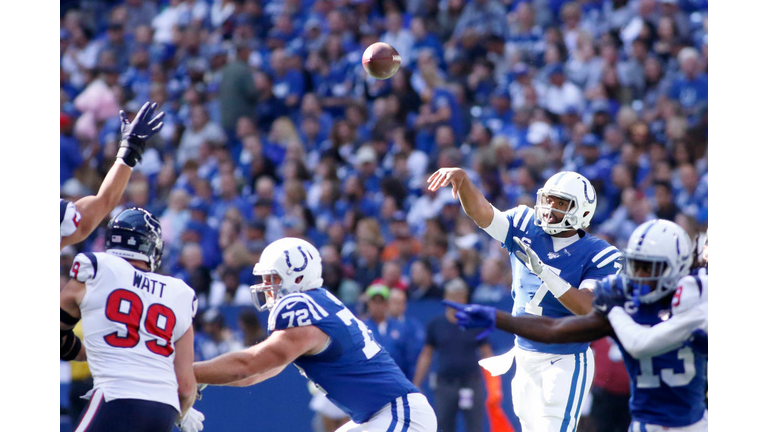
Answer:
189 197 210 214
548 64 565 77
581 134 599 147
184 220 207 235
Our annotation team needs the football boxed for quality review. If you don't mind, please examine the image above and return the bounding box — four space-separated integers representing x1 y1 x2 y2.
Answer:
362 42 401 80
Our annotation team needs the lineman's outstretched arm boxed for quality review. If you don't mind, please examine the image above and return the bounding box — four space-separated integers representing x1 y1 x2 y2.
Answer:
194 325 328 385
495 309 613 344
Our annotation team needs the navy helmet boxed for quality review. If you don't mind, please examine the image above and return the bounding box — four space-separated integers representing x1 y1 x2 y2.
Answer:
105 207 164 272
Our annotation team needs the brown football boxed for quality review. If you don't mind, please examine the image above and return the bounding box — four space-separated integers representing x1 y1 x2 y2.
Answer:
362 42 401 80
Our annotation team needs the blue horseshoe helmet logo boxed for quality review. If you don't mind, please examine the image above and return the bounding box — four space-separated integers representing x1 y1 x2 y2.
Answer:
283 246 309 274
581 180 596 204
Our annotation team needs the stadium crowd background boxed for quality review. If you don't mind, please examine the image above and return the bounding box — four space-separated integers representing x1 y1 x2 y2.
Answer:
59 0 708 430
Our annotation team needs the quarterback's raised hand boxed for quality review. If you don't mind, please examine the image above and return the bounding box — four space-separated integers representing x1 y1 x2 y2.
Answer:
427 168 468 199
443 300 496 340
117 101 165 167
176 407 205 432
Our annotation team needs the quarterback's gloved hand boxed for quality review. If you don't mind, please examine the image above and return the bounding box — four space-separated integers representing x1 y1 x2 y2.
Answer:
592 281 626 318
176 407 205 432
512 237 571 297
685 329 708 356
117 101 165 167
443 300 496 340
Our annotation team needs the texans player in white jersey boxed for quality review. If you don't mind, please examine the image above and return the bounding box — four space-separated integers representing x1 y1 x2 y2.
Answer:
428 168 622 432
446 219 708 431
61 101 164 250
193 237 438 432
60 208 205 432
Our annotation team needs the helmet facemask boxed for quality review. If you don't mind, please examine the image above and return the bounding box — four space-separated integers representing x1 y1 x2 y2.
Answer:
534 191 580 235
250 270 284 311
623 253 676 304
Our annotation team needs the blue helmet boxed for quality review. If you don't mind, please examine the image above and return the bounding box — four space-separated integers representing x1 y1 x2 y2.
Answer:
105 207 164 272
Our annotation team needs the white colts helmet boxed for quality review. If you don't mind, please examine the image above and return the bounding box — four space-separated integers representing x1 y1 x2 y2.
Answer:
250 237 324 311
534 171 597 235
623 219 693 304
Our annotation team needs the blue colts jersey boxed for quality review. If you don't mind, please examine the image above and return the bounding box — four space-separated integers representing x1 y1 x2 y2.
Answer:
613 297 707 427
267 288 420 424
501 205 623 354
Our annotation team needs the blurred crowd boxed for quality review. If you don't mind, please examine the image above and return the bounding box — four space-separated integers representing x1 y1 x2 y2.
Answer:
59 0 708 348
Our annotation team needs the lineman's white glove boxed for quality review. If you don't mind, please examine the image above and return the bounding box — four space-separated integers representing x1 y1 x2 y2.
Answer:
513 237 571 298
176 407 205 432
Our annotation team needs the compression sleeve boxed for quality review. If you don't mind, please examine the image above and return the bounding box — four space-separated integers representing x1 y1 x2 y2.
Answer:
607 306 707 359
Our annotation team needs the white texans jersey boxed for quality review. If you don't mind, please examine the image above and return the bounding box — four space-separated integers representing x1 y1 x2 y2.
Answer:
60 199 81 240
672 267 708 333
70 252 197 411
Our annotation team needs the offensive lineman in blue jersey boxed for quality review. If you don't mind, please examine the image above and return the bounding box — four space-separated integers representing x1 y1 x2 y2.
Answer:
193 237 438 432
428 168 623 431
446 219 708 431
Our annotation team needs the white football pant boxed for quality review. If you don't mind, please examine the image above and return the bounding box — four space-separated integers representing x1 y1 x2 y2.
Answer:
512 348 595 432
335 393 437 432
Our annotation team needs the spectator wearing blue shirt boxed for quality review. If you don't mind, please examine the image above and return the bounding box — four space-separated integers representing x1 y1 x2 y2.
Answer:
668 47 708 116
410 17 444 69
253 71 289 134
269 48 305 110
60 114 83 186
674 163 707 216
388 287 426 381
210 171 253 226
363 284 422 381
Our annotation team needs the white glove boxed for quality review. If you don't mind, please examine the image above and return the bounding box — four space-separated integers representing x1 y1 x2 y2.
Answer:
512 237 571 298
176 407 205 432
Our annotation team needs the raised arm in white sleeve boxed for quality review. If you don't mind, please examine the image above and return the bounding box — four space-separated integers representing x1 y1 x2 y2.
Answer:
480 206 513 243
607 306 706 359
607 274 708 359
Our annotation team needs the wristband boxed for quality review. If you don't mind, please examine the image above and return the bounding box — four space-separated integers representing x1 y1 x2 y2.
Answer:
539 265 571 298
115 158 133 169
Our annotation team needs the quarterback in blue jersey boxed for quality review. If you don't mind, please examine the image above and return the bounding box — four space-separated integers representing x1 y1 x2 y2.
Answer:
193 238 437 432
446 220 708 431
428 168 623 431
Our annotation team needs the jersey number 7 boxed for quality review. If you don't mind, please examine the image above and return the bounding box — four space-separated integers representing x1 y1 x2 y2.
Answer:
103 289 177 357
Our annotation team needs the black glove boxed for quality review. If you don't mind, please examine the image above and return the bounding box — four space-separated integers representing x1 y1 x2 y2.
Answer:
117 101 165 167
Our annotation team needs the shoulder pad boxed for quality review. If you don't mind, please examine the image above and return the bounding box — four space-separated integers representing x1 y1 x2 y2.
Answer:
671 275 706 315
507 205 535 232
70 253 99 283
268 293 330 332
590 244 623 270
